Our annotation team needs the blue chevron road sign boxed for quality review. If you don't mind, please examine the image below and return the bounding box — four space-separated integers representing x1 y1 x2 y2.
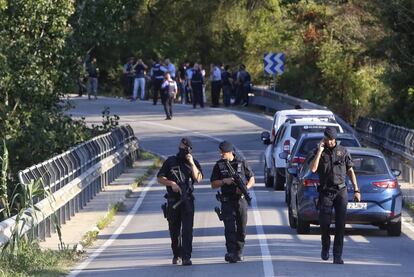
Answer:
264 52 285 75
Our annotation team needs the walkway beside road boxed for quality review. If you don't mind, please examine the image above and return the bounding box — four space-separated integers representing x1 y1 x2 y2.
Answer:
40 159 155 251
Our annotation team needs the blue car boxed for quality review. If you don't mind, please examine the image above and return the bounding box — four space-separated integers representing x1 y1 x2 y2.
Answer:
287 147 402 236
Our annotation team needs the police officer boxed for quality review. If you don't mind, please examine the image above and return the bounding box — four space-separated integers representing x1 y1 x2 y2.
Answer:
189 63 204 108
310 126 361 264
157 138 203 266
210 141 255 263
151 59 166 105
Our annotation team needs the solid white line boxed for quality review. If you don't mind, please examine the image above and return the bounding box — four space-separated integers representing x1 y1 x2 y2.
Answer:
138 121 274 277
250 187 275 277
67 176 157 277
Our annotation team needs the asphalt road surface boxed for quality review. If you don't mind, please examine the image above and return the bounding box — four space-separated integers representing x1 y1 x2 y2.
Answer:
66 96 414 277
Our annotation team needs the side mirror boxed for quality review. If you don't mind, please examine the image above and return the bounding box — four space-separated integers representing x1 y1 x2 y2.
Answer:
287 167 297 177
279 152 289 160
391 169 401 177
260 131 271 145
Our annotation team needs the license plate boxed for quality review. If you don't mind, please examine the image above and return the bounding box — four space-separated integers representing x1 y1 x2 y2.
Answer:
347 202 368 210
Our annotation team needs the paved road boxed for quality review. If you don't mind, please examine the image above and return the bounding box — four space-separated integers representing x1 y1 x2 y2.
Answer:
67 96 414 277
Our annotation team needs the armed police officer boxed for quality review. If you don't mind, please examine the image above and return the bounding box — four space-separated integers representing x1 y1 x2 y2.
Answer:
158 137 203 266
310 126 361 264
210 141 255 263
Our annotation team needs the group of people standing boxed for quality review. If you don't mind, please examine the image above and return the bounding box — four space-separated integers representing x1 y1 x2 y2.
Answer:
122 57 252 119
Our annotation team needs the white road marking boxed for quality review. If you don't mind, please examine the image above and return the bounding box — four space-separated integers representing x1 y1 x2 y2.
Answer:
67 176 157 277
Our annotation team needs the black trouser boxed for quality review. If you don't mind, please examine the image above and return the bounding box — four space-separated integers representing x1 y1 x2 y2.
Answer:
192 82 203 108
152 79 163 104
221 197 248 256
319 187 348 258
222 85 231 107
167 198 194 260
234 85 242 105
161 93 174 119
124 76 134 97
211 80 221 106
242 84 250 105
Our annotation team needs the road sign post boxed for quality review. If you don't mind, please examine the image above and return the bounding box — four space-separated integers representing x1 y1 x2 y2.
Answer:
264 52 285 91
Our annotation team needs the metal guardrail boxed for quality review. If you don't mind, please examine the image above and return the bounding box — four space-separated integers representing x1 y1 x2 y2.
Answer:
250 86 414 183
0 125 139 246
356 117 414 183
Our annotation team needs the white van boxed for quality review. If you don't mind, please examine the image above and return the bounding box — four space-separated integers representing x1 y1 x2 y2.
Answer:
270 109 336 141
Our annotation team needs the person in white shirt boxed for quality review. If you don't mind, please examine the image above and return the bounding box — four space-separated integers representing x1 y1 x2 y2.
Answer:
165 58 176 79
161 72 178 120
210 63 222 107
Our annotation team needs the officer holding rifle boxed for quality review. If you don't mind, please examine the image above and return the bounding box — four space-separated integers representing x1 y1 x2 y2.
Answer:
158 137 203 266
210 141 255 263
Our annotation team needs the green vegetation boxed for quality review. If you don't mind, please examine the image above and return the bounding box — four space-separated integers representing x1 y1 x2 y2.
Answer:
80 201 126 248
403 199 414 216
138 150 157 160
1 1 414 187
0 242 79 277
131 156 162 189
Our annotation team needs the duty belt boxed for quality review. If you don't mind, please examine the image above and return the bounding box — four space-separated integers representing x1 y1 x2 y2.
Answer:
219 194 244 202
325 183 346 191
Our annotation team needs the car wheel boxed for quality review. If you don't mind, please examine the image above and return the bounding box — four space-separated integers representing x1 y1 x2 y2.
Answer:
387 221 401 237
274 168 285 191
288 205 297 229
264 164 274 188
296 215 310 234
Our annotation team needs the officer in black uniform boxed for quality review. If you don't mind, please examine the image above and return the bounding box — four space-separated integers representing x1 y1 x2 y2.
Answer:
157 137 203 266
210 141 255 263
310 126 361 264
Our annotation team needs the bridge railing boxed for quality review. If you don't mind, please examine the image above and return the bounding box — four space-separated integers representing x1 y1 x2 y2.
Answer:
0 125 139 246
249 87 414 183
356 117 414 183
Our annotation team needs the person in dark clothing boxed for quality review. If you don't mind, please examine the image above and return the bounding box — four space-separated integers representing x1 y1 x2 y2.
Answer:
151 59 166 105
161 72 177 120
87 57 99 100
123 57 135 97
232 68 240 105
158 138 203 266
189 63 204 108
237 64 251 107
178 63 187 104
210 141 255 263
132 58 148 101
221 65 232 107
310 126 361 265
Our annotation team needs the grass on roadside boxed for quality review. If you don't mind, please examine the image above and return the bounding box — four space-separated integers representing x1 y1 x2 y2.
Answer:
131 157 162 190
403 198 414 216
80 201 126 248
0 241 80 277
138 150 157 160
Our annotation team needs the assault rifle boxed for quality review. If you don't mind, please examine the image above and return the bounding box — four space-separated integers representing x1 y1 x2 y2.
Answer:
223 160 252 206
170 168 192 209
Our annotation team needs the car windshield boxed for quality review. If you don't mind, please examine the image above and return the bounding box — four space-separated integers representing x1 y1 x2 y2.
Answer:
352 155 388 175
298 138 359 156
291 125 340 140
